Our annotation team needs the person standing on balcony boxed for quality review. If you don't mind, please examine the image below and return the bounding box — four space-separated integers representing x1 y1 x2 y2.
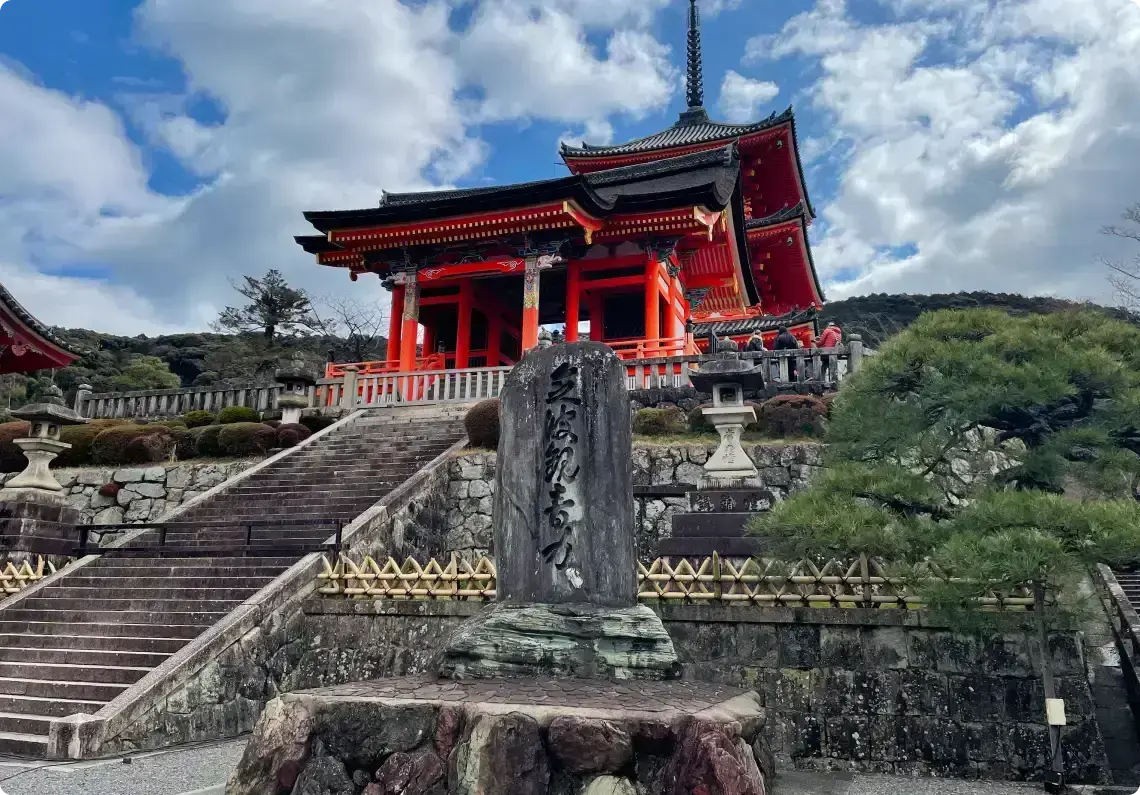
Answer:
744 330 767 352
773 325 799 381
814 322 843 381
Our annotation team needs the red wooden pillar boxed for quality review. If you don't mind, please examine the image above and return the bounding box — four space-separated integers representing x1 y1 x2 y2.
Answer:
644 255 660 348
565 261 580 342
522 257 541 351
387 285 404 364
666 265 684 345
398 273 419 372
456 281 474 368
422 325 435 360
588 292 604 343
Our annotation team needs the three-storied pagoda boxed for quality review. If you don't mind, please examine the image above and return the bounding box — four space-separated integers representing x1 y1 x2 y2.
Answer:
296 0 823 374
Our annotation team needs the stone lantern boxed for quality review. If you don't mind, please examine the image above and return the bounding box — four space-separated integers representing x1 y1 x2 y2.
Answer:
0 384 87 565
5 384 85 494
688 336 766 488
275 355 316 425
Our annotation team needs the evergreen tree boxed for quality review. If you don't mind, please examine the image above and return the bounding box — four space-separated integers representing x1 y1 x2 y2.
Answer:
213 269 321 343
108 355 181 391
750 308 1140 621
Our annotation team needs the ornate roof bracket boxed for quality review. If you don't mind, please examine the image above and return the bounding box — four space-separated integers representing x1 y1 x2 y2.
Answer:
562 200 604 244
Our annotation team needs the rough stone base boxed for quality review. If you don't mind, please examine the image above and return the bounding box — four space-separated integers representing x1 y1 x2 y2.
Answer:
437 603 681 680
226 676 769 795
0 494 83 559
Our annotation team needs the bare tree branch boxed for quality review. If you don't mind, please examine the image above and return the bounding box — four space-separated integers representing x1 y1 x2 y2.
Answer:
314 295 389 362
1102 204 1140 313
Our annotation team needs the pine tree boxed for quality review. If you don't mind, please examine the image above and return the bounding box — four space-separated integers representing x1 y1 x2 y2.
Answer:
213 270 321 343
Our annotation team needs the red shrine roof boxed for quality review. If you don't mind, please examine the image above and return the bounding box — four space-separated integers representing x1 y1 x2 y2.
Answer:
0 283 80 374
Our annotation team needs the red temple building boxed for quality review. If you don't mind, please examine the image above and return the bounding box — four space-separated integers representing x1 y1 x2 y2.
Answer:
0 284 79 375
296 0 822 375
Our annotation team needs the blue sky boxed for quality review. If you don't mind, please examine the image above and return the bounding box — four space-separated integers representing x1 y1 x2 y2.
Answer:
0 0 1138 334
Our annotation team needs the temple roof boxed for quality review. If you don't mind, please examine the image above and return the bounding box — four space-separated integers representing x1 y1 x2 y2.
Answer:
744 201 825 311
301 146 742 235
0 282 81 374
746 201 811 229
692 308 818 338
560 106 795 159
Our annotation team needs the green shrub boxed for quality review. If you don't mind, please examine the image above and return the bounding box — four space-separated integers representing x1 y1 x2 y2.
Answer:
821 392 838 418
193 425 225 458
464 399 500 449
98 482 120 498
0 422 30 473
278 428 301 448
689 402 765 434
632 407 688 436
182 410 216 428
172 428 198 460
755 395 828 438
91 425 175 465
300 414 336 435
56 419 128 467
218 423 278 457
217 406 260 425
276 423 312 446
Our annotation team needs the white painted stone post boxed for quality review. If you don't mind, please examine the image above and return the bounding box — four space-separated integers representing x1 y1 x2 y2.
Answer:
340 365 359 412
848 333 864 374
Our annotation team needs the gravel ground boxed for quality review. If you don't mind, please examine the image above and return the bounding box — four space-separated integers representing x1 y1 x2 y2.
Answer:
0 738 245 795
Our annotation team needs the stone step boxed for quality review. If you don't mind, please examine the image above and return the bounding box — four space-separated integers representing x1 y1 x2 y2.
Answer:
0 730 48 757
0 711 54 736
41 585 261 602
88 557 298 569
657 535 775 558
76 565 291 578
0 645 170 668
0 693 106 718
23 597 246 614
0 675 127 703
0 661 151 686
0 633 186 654
687 490 777 514
0 607 225 626
63 576 274 589
669 513 753 538
0 620 205 640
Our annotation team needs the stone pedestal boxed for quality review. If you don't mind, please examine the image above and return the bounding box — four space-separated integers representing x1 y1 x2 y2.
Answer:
440 342 679 678
227 677 768 795
0 491 83 562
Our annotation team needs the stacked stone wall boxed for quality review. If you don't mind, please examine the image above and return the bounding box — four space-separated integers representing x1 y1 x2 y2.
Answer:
0 461 254 524
286 602 1110 784
381 442 823 561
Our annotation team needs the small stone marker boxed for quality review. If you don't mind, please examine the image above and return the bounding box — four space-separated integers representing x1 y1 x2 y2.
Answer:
440 342 679 679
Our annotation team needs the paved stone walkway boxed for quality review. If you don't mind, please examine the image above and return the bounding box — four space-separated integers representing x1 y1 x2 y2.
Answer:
0 739 244 795
305 674 750 714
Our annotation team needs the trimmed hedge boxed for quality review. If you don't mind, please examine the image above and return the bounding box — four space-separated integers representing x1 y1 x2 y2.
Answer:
464 399 500 449
300 414 337 435
0 422 31 473
192 425 225 458
98 482 121 498
217 406 260 425
182 410 216 428
632 407 688 436
172 428 198 460
218 423 278 457
91 425 175 465
755 395 827 438
278 428 301 448
276 423 312 446
56 419 128 467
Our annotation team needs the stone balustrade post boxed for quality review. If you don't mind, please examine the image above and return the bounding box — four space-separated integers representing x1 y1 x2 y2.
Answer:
73 384 92 417
340 366 359 411
847 334 864 374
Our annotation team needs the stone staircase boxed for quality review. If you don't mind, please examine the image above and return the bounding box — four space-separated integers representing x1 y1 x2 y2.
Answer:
0 409 466 756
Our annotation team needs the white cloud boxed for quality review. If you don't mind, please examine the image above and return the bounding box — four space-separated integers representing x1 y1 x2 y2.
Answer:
750 0 1140 304
718 70 778 122
0 0 682 333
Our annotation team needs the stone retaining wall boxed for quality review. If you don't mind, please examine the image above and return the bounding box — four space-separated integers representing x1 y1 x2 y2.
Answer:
372 442 823 560
0 460 255 524
282 601 1110 784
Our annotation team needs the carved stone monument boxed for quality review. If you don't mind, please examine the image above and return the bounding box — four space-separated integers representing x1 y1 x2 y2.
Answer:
440 342 679 679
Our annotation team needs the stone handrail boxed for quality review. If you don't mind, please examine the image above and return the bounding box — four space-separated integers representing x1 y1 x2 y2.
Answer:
76 383 296 420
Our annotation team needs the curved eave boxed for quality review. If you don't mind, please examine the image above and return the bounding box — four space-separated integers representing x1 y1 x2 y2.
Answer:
730 175 760 307
560 106 794 159
746 211 825 309
0 283 81 373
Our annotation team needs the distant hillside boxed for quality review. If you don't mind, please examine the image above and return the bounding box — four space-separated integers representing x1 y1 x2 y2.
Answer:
818 291 1137 347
